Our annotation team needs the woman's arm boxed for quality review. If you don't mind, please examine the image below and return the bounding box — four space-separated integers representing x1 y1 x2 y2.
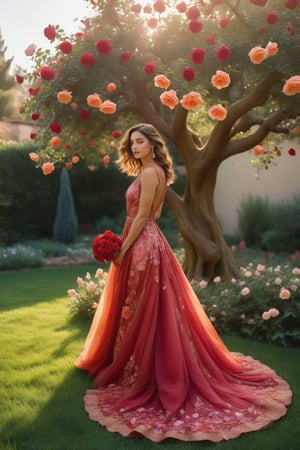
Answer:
114 168 158 266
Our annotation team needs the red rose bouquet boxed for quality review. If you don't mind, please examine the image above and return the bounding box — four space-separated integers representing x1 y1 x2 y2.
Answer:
92 230 123 262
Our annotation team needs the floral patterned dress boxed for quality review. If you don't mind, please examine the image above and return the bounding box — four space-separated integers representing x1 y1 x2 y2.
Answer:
75 167 291 442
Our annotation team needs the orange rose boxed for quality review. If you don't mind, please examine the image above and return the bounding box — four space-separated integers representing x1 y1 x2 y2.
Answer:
42 162 55 175
154 74 171 89
252 145 264 156
87 93 102 108
208 104 228 121
72 156 80 163
160 89 179 109
211 70 231 89
282 75 300 96
99 100 117 114
107 82 117 92
29 152 40 162
57 90 72 104
50 136 62 148
265 41 278 57
180 91 203 110
248 46 267 64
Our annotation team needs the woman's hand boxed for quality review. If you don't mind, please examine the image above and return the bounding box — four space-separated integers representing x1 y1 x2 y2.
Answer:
113 249 125 267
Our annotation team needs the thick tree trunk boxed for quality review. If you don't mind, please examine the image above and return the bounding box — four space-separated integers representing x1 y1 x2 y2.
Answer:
165 166 238 282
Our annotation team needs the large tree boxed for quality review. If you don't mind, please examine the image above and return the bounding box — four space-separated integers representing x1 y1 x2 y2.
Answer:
21 0 300 279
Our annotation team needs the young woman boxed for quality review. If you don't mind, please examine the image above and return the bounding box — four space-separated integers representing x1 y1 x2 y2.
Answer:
75 123 291 442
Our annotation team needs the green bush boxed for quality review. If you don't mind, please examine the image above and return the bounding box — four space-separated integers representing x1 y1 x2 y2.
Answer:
0 244 43 270
238 196 272 247
261 194 300 253
238 194 300 253
193 262 300 347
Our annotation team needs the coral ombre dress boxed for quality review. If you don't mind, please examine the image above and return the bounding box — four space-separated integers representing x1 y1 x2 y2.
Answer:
75 169 292 442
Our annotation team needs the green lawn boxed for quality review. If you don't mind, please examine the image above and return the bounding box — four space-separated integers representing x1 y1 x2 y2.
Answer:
0 266 299 450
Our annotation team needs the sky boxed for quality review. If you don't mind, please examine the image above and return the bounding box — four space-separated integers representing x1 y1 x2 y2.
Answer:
1 0 93 73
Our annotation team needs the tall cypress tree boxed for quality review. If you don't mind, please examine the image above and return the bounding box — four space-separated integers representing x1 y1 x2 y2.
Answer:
53 168 78 244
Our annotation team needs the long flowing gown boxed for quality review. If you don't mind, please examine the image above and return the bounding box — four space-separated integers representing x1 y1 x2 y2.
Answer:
75 168 292 442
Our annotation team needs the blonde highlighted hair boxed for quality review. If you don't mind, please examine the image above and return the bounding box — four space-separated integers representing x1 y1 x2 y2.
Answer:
116 123 175 185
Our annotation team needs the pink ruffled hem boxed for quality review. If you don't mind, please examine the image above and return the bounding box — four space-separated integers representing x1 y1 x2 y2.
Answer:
82 355 292 442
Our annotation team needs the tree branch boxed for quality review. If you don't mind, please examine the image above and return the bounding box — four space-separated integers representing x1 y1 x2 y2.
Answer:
221 109 289 160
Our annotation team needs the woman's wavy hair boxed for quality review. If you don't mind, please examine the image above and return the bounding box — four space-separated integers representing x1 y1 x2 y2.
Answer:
116 123 175 185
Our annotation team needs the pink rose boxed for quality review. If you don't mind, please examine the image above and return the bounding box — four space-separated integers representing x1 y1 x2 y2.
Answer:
248 46 267 64
107 82 117 92
253 145 264 156
265 41 278 57
160 90 179 109
25 44 36 56
282 76 300 96
180 91 203 110
211 70 231 89
29 152 40 162
279 288 291 300
154 74 171 89
99 100 117 114
208 104 228 121
87 93 102 108
50 136 62 148
42 162 55 175
262 311 271 320
57 90 72 104
241 287 250 296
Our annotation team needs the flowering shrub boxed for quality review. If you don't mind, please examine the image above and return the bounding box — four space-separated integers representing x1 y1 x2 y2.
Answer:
67 268 107 318
193 263 300 346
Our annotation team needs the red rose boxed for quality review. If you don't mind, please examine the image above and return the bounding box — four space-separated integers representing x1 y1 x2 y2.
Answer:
206 36 216 45
288 148 296 156
219 17 229 28
50 122 62 133
44 25 56 40
191 48 205 64
144 61 156 75
189 20 203 33
153 0 166 13
59 41 73 54
31 112 40 120
131 4 142 13
266 12 278 25
80 109 91 120
176 2 187 13
285 0 299 8
216 45 231 61
30 133 37 139
120 51 132 61
40 66 55 80
96 39 112 55
112 130 121 138
15 74 24 84
183 67 195 81
92 230 123 262
80 52 96 67
286 25 294 35
186 6 200 20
